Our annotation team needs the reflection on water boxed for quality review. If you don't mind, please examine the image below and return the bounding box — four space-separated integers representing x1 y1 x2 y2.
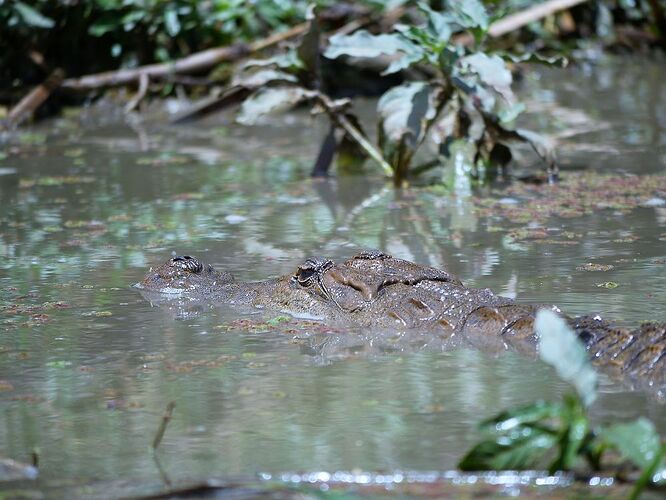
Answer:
0 56 665 491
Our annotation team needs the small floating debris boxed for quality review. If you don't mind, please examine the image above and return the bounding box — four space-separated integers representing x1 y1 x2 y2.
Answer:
224 214 248 224
576 263 614 272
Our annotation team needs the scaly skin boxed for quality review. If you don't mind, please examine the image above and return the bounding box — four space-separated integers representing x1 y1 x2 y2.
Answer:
137 253 666 393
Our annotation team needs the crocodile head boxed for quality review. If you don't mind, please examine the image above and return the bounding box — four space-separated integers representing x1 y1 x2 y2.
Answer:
291 257 374 312
290 251 462 312
136 255 234 294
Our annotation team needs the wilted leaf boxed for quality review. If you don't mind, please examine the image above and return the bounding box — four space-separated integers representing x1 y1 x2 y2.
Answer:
447 0 489 31
459 53 513 99
417 2 452 41
378 82 436 177
14 2 55 28
535 309 598 407
243 51 304 72
237 87 313 125
383 50 426 75
233 70 298 88
378 82 434 146
324 31 418 60
502 52 568 68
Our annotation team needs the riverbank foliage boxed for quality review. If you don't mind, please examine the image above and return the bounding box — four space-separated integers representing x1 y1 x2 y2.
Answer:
2 1 665 183
1 1 664 93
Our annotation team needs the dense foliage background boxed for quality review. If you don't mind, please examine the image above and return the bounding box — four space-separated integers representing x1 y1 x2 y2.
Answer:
1 0 664 96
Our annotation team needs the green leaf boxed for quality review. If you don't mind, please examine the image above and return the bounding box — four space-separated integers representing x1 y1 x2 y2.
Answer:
459 426 558 470
237 87 313 126
602 418 665 475
478 400 562 433
14 2 55 28
549 394 590 472
164 8 181 37
446 0 489 31
324 31 417 60
535 310 598 407
417 2 452 42
630 444 666 499
501 52 568 68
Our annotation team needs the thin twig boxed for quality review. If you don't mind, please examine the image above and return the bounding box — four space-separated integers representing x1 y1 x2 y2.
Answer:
315 93 393 177
152 401 176 451
124 72 150 113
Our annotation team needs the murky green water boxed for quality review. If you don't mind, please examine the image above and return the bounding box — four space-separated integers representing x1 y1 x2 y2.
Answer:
1 56 665 494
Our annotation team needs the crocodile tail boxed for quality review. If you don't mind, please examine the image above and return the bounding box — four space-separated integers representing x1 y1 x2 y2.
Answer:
570 315 666 390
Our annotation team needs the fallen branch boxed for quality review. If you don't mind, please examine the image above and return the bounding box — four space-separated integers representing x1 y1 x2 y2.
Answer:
5 69 64 128
61 23 307 93
489 0 591 38
169 86 249 124
453 0 591 46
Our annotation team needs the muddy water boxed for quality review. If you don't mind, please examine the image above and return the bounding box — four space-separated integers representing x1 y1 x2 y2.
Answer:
0 55 665 493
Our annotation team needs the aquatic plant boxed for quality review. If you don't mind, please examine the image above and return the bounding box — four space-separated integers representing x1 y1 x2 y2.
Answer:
233 1 561 186
459 310 666 499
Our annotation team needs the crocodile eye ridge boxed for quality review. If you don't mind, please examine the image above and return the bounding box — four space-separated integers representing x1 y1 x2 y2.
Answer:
294 258 333 287
171 255 204 274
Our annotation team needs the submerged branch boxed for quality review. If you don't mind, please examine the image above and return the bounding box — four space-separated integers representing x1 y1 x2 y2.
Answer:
152 401 176 451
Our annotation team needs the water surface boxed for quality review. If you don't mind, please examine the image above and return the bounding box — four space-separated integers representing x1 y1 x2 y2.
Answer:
0 55 665 494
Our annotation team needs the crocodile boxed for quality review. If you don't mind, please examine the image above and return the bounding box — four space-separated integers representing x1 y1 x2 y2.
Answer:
137 252 665 393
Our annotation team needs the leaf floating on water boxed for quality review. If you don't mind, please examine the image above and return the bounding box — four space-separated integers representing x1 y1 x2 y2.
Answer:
266 315 291 326
576 263 614 272
535 310 598 407
596 282 619 289
46 360 72 368
237 87 313 125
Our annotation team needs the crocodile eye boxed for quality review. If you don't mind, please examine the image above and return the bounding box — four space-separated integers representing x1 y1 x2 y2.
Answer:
294 258 333 287
296 267 316 286
172 255 203 274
